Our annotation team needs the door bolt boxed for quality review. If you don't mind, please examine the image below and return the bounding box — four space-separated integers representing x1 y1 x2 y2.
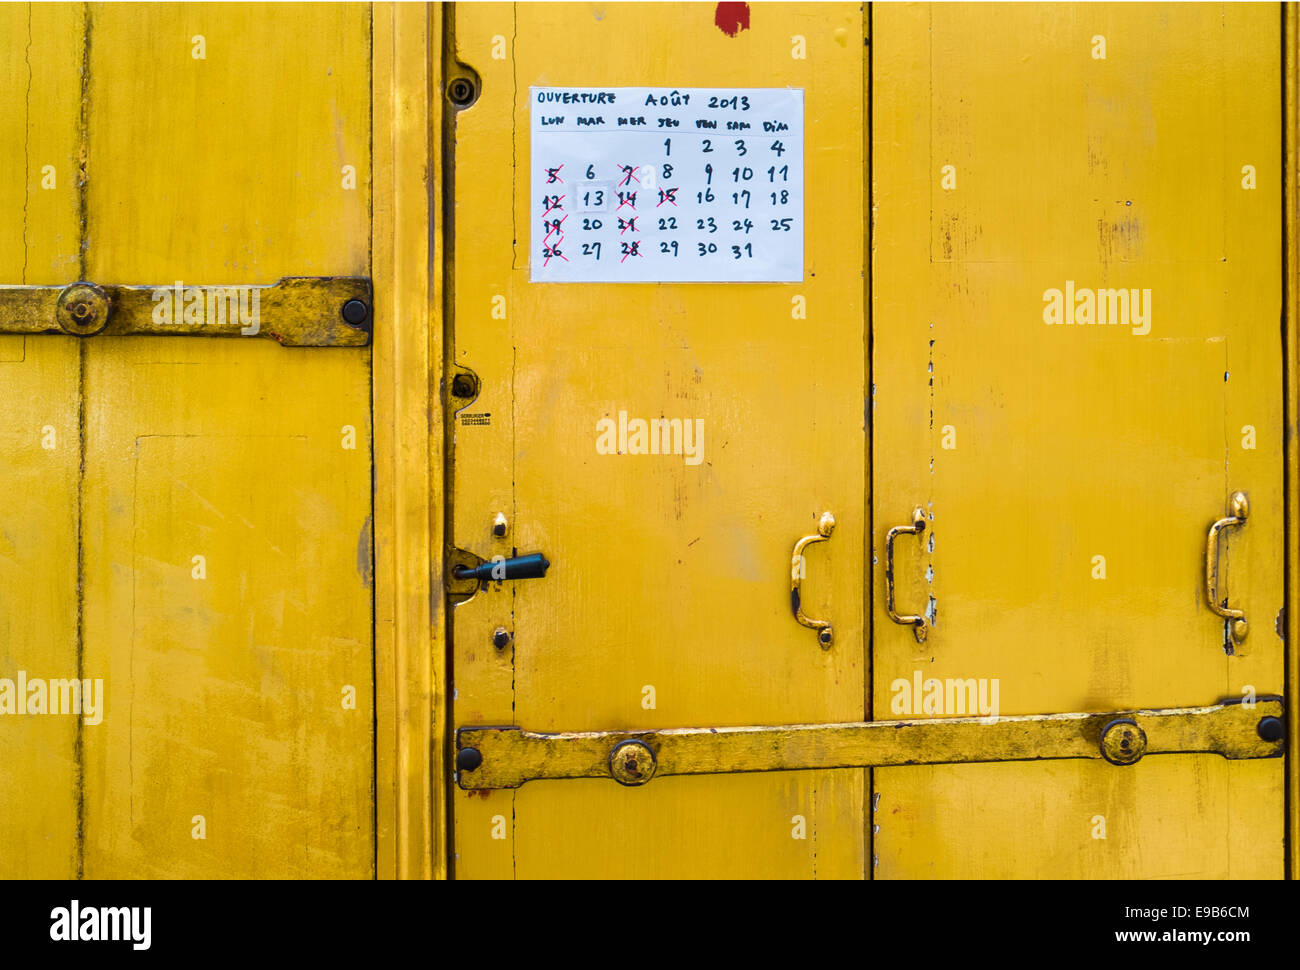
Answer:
1257 716 1284 743
340 298 370 327
55 282 112 336
609 740 657 786
1099 718 1147 766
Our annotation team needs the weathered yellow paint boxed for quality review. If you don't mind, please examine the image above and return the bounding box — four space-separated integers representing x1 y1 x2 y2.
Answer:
448 1 868 879
2 1 1295 882
1285 1 1299 882
371 1 443 881
76 1 374 879
456 699 1285 789
872 2 1286 878
0 2 381 878
0 277 372 344
0 2 83 880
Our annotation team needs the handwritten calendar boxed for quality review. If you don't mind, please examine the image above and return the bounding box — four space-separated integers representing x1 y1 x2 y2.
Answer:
529 87 804 283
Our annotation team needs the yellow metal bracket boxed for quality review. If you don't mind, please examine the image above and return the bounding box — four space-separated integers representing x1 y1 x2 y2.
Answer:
454 697 1285 789
0 277 372 346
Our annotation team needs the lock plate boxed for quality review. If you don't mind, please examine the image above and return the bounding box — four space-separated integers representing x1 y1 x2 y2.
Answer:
0 277 371 346
455 696 1285 789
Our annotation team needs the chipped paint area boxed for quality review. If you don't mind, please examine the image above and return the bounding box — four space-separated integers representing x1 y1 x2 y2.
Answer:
714 2 750 38
356 513 374 590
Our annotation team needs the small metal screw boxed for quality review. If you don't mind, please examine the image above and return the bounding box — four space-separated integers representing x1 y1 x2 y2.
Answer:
492 513 508 538
341 298 369 327
1258 716 1284 743
456 747 483 772
448 77 476 106
492 627 511 650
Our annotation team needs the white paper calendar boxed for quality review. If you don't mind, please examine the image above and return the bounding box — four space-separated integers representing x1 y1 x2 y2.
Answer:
529 86 804 283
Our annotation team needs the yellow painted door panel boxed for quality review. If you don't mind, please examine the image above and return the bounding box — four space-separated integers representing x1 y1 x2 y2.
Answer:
872 2 1285 878
0 2 86 880
449 2 868 878
78 2 373 879
3 2 375 878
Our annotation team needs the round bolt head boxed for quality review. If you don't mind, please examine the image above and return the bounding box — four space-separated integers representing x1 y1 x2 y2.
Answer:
609 740 657 786
818 627 833 648
1230 618 1248 645
492 513 508 537
492 627 511 650
456 747 483 772
55 282 112 336
1100 718 1147 766
817 511 836 537
340 298 370 327
1257 716 1284 743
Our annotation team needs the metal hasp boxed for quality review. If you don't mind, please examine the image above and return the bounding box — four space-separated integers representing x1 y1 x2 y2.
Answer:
455 696 1285 789
0 277 372 346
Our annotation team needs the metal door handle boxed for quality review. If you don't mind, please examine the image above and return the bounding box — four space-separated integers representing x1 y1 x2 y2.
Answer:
1206 491 1249 647
453 552 551 582
885 506 928 642
791 512 835 648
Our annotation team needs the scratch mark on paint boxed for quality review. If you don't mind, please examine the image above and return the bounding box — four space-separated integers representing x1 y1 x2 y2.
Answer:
356 513 373 589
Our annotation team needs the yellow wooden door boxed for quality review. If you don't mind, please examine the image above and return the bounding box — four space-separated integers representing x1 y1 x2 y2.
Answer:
1 2 374 878
872 2 1286 878
0 2 82 880
448 0 1289 881
447 1 869 878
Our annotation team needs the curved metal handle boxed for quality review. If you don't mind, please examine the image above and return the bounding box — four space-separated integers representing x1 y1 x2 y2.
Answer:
791 512 835 648
885 506 928 642
1206 491 1249 647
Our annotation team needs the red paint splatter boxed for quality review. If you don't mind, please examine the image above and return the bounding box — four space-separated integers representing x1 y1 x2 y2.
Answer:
714 2 749 38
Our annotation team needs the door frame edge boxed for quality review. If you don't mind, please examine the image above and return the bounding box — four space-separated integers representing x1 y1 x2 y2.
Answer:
372 0 444 881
